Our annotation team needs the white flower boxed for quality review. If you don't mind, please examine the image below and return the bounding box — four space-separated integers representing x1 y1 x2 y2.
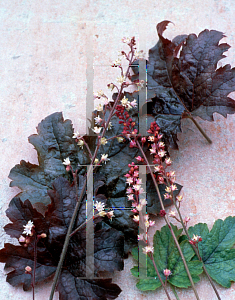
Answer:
94 90 104 98
130 99 137 108
92 127 102 134
122 37 131 44
133 215 139 222
99 211 107 217
117 76 125 84
112 58 121 66
107 210 114 220
143 246 154 254
133 184 141 191
95 103 103 111
140 199 147 206
121 96 129 106
116 137 124 143
77 140 84 149
19 235 26 243
107 122 112 130
154 165 161 172
100 137 107 145
23 220 34 236
94 158 99 164
94 201 105 212
169 211 176 217
72 131 80 139
134 50 145 59
101 154 110 164
148 136 155 142
126 177 133 186
107 83 114 90
62 157 71 166
94 116 103 124
158 149 166 157
103 98 113 105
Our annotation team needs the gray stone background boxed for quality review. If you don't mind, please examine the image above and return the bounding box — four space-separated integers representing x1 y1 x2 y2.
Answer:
1 0 235 299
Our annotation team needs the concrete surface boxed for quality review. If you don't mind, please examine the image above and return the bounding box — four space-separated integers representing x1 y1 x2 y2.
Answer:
0 0 235 299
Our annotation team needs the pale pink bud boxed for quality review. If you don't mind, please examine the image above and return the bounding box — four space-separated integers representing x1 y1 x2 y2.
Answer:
19 235 26 243
40 233 47 238
163 269 172 277
25 266 32 273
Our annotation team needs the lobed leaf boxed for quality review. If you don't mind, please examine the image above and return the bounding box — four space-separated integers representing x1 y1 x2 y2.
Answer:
131 224 203 291
188 216 235 287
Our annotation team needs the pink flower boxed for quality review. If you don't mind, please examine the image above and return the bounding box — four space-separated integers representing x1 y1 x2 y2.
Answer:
126 187 133 194
135 156 143 162
127 194 135 201
126 177 133 185
129 140 137 148
163 269 172 277
143 246 154 254
133 171 139 177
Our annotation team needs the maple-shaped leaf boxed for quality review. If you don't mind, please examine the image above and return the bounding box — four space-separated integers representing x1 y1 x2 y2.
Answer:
8 109 182 254
188 216 235 288
131 224 203 290
132 21 235 148
0 176 123 299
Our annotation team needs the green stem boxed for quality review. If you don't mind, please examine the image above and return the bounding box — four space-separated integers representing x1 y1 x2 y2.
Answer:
170 194 221 300
149 253 173 300
186 113 212 144
170 284 180 300
136 140 200 300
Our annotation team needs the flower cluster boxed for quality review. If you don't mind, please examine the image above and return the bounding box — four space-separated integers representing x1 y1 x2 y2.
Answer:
189 234 202 246
94 201 114 220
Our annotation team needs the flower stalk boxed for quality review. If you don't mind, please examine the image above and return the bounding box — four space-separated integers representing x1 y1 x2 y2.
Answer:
49 38 137 300
136 139 201 300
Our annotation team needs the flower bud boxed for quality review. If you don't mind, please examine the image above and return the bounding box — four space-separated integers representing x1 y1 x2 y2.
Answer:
19 235 26 243
25 266 32 273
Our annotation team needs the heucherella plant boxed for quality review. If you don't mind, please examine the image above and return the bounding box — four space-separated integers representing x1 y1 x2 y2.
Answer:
2 20 235 300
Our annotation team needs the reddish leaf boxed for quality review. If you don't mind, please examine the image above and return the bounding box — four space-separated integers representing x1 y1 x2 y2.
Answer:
133 21 235 148
57 270 121 300
0 176 124 299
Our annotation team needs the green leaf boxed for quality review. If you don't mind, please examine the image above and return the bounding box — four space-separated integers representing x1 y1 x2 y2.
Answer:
188 216 235 287
131 224 203 291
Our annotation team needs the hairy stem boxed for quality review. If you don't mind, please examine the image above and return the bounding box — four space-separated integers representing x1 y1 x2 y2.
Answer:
149 253 173 300
170 283 181 300
136 140 200 300
49 52 135 300
32 236 37 300
186 113 212 144
171 195 221 300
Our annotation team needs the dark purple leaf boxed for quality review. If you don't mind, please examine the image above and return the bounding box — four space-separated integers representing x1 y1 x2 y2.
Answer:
57 270 121 300
0 176 124 299
132 21 235 149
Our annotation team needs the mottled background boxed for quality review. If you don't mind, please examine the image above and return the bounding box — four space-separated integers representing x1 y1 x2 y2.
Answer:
1 0 235 299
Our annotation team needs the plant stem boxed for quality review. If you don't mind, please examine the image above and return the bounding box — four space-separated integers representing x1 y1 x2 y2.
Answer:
171 195 221 300
170 283 181 300
70 213 100 237
149 253 173 300
33 236 37 300
136 140 200 300
186 113 212 144
49 52 135 300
